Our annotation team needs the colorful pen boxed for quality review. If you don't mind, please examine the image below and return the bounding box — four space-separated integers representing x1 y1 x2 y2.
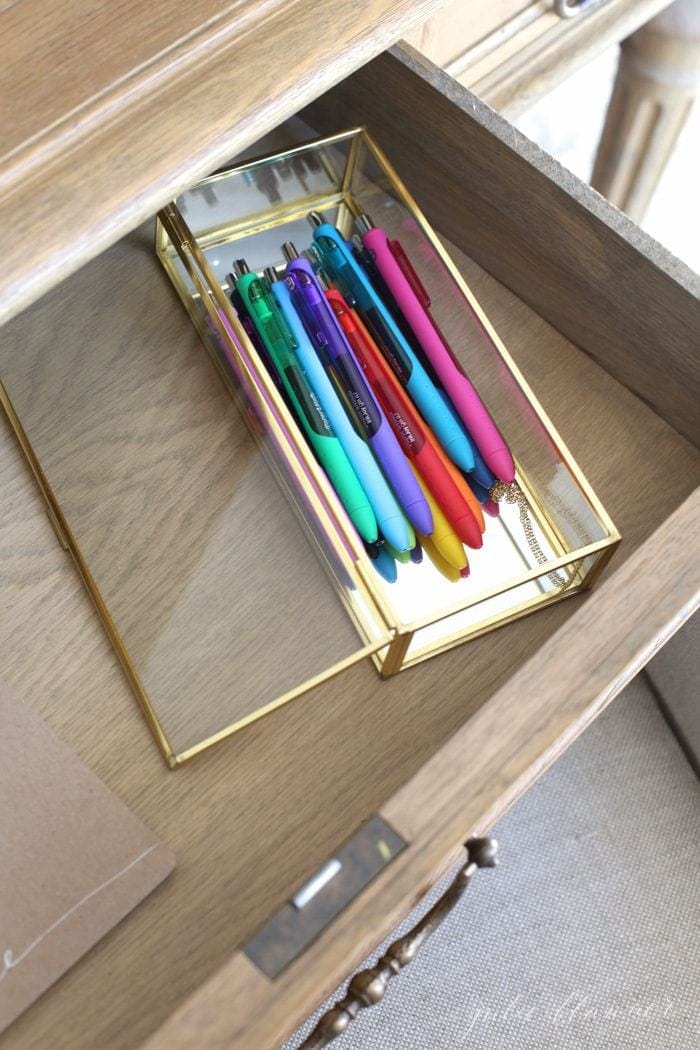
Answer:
421 532 462 583
233 261 378 545
308 213 476 473
282 244 432 542
410 464 467 572
326 287 483 551
385 540 411 565
228 279 280 387
467 443 498 491
357 214 515 483
466 473 501 517
410 540 423 564
271 268 412 554
368 543 398 584
349 235 443 388
350 236 483 504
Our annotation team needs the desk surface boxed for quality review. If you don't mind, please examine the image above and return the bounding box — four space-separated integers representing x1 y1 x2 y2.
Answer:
1 230 697 1048
0 0 445 326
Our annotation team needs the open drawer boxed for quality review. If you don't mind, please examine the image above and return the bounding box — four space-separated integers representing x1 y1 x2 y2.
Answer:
1 44 698 1050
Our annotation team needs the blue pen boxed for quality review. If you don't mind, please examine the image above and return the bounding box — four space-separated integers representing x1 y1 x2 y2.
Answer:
281 244 431 544
469 444 497 490
369 544 398 584
308 212 475 473
271 272 415 553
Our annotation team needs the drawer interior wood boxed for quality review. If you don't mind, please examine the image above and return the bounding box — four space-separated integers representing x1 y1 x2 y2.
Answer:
1 47 698 1050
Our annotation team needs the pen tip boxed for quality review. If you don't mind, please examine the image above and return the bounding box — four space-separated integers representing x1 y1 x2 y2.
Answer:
232 258 250 277
356 213 375 234
281 241 299 263
308 210 324 228
263 266 278 285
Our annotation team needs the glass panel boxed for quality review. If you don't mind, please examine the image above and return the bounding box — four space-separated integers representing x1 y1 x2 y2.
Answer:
165 128 615 676
0 127 616 761
0 198 388 761
407 550 602 663
347 136 612 554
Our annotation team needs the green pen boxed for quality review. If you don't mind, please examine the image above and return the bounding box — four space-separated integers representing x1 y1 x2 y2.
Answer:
233 260 378 545
384 540 411 565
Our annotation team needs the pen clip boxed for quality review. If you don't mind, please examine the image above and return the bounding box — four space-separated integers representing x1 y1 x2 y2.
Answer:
388 239 431 309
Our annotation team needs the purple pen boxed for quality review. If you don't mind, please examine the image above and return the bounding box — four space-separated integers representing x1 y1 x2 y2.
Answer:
282 243 433 538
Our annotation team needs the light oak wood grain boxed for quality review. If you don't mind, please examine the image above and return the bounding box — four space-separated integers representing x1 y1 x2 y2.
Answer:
302 44 700 447
404 0 529 68
144 489 700 1050
1 233 697 1050
0 0 447 327
409 0 674 116
1 43 698 1050
470 0 673 115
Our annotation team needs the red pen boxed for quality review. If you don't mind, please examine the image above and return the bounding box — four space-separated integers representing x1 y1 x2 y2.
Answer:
326 288 482 550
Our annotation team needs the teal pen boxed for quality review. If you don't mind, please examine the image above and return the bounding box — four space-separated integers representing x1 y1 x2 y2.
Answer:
308 212 476 473
234 262 378 545
271 275 413 552
367 543 398 584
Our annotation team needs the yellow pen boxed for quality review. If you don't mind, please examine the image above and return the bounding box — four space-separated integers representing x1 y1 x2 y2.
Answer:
410 464 467 571
420 533 462 582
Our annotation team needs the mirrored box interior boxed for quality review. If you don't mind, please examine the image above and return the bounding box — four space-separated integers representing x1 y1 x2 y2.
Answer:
151 127 620 762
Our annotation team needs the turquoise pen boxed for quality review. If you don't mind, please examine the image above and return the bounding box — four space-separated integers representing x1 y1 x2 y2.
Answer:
271 275 415 553
308 212 476 473
234 261 378 545
367 543 398 584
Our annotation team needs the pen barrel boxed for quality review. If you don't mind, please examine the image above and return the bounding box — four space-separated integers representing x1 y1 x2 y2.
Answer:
431 435 485 535
340 353 432 535
362 229 515 483
413 441 482 549
315 225 475 473
240 277 378 543
326 293 433 537
362 304 469 465
274 279 412 551
340 302 481 548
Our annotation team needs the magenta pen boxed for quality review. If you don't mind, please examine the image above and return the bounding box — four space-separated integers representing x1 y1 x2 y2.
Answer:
357 215 515 484
281 243 433 539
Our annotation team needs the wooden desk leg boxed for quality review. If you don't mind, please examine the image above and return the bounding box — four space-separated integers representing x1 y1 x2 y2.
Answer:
591 0 700 222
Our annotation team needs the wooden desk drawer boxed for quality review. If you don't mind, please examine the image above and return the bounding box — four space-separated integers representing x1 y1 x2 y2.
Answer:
2 43 697 1050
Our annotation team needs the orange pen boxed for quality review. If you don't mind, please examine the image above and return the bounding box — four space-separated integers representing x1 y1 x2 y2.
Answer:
326 287 483 550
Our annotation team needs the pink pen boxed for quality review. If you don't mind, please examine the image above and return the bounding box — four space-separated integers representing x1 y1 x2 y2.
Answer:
358 214 515 484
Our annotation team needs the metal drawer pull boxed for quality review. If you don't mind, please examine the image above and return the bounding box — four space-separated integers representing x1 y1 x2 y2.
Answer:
299 836 499 1049
554 0 603 18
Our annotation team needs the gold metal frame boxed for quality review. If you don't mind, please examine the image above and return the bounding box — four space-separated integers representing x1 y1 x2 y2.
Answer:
0 127 619 768
154 124 617 713
153 126 619 757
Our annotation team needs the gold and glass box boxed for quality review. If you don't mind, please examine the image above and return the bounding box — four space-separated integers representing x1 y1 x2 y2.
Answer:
153 127 619 760
0 128 619 766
